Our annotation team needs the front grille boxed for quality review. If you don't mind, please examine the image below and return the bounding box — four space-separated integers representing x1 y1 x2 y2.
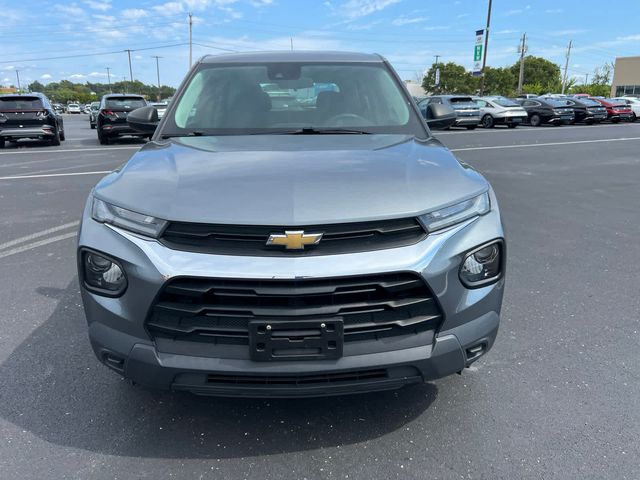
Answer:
160 217 427 256
206 369 388 386
146 272 443 346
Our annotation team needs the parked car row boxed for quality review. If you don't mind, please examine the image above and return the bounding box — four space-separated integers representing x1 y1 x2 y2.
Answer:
415 93 638 129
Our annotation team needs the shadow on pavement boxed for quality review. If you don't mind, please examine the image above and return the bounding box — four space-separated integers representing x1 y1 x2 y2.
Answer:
0 278 437 459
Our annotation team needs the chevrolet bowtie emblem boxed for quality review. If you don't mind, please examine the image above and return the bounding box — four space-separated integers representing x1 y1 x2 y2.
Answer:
266 230 323 250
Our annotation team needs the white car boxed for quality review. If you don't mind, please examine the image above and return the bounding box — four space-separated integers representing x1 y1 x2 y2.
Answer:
474 96 529 128
150 101 168 119
611 97 640 121
67 103 81 114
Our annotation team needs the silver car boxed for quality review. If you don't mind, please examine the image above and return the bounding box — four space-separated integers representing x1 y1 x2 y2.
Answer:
77 51 506 397
474 96 528 128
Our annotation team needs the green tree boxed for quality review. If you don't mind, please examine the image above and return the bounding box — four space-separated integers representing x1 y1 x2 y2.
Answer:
482 66 517 96
421 62 478 94
509 56 562 93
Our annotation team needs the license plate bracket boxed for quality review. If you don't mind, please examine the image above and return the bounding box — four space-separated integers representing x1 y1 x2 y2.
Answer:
249 319 343 361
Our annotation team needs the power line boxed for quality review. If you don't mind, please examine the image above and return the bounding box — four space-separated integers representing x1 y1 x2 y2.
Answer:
0 43 189 64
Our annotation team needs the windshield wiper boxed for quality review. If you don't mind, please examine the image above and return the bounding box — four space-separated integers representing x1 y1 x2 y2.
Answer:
278 127 372 135
161 131 206 139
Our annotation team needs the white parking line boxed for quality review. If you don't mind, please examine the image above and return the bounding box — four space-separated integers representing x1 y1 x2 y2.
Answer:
0 170 111 180
436 123 639 135
450 136 640 152
0 221 80 252
0 231 77 259
0 146 139 156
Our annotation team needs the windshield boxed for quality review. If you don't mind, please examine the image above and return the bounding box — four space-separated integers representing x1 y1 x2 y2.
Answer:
542 99 571 107
164 62 424 137
0 96 43 110
574 98 600 106
490 96 519 107
105 97 146 109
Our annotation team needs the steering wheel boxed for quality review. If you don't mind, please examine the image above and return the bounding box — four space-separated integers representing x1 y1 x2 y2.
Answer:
325 113 370 126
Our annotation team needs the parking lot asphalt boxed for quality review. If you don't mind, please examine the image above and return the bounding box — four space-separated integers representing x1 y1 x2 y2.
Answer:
1 114 639 479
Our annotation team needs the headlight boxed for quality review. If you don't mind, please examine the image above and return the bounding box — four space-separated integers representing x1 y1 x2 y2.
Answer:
459 240 504 288
80 249 127 296
419 192 490 232
91 197 167 238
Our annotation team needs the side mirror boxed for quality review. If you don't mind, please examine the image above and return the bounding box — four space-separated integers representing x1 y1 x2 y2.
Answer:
127 106 159 133
422 103 457 130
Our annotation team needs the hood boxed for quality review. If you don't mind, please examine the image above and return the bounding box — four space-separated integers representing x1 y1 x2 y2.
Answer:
95 134 488 225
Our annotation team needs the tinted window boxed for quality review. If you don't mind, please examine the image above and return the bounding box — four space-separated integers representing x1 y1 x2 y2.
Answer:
449 97 473 103
167 62 424 136
0 96 44 110
105 97 146 109
491 97 520 107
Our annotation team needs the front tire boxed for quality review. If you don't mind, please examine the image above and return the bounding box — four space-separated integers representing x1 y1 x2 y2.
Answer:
0 139 5 149
97 129 109 145
530 114 541 127
482 115 494 128
507 123 518 128
50 128 61 146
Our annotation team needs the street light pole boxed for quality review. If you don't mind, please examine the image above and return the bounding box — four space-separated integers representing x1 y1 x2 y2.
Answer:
479 0 492 95
152 56 162 101
15 69 21 92
188 13 193 69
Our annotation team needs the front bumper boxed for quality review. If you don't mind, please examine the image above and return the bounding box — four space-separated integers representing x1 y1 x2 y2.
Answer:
78 190 505 397
0 126 55 139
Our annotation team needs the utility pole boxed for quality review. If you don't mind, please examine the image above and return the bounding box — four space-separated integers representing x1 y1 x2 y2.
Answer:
15 69 21 92
561 40 572 94
106 67 112 93
152 56 162 101
479 0 492 95
433 55 441 90
188 13 193 69
584 73 589 85
517 32 527 94
125 49 133 83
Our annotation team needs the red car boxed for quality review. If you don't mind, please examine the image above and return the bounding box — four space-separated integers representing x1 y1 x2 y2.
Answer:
590 98 634 123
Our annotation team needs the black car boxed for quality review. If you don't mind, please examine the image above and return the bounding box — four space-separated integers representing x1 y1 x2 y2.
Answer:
514 97 574 126
0 93 65 148
96 94 149 144
539 96 607 124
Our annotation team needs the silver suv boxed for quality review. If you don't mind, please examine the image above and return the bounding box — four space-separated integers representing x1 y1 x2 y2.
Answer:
77 51 505 397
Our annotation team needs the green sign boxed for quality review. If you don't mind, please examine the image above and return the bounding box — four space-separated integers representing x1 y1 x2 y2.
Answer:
474 45 483 62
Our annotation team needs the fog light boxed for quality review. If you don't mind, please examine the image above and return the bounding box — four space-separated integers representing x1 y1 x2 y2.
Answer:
460 241 503 288
82 250 127 296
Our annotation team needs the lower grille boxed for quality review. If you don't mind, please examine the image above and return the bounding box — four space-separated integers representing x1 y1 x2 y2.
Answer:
206 369 388 386
146 272 442 347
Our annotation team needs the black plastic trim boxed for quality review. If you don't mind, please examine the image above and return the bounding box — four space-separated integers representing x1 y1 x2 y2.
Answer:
78 247 128 298
458 238 506 289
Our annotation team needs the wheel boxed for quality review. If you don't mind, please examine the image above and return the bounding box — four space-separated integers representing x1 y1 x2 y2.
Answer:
60 129 65 141
529 114 541 127
90 123 96 129
97 129 109 145
585 120 593 125
631 113 637 122
50 128 61 146
481 115 494 128
0 139 4 149
465 125 477 130
507 123 518 128
611 118 620 123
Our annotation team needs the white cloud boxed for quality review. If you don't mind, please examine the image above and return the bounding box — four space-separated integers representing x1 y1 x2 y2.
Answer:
392 15 427 26
456 13 469 18
495 29 517 35
53 4 86 16
338 0 401 19
122 8 149 19
69 74 86 79
250 0 274 6
153 1 185 15
423 25 449 31
83 0 111 11
346 19 382 30
550 29 587 37
504 9 522 16
88 72 107 77
41 74 52 79
545 8 563 13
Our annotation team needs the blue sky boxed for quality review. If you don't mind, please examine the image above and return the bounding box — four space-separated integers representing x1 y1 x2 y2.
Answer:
2 0 639 88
